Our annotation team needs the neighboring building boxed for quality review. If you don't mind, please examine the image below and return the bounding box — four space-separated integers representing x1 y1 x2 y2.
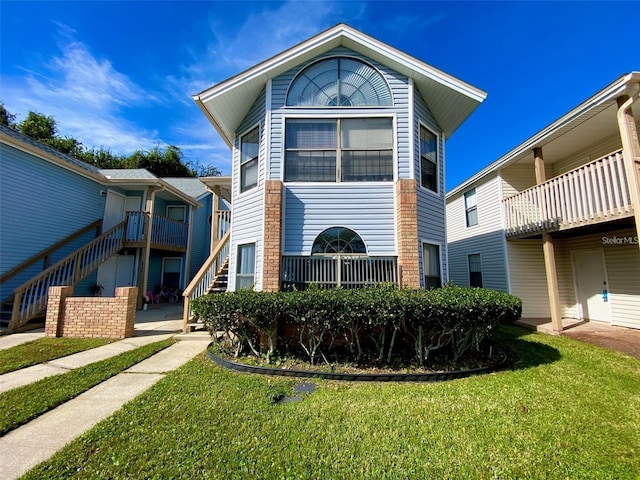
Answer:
0 124 202 331
446 72 640 330
186 23 486 311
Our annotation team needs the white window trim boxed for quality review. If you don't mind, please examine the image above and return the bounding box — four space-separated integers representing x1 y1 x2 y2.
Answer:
418 122 440 197
237 122 261 197
467 253 483 288
284 55 395 108
166 205 186 222
420 239 443 289
464 188 479 228
235 242 257 290
281 113 398 184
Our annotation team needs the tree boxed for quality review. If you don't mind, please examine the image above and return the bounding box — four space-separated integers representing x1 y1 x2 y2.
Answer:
18 111 57 142
125 145 196 177
0 102 16 127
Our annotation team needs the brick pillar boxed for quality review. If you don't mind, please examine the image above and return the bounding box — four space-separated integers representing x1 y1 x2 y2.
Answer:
116 287 138 338
396 179 421 288
262 180 283 292
45 285 74 337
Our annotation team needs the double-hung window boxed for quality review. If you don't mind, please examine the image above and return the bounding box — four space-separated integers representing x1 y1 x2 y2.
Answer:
240 126 259 192
285 118 393 182
422 243 441 289
236 243 256 290
468 253 483 287
464 188 478 227
420 125 438 193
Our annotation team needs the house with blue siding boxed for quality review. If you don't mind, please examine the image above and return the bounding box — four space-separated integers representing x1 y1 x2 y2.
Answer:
446 72 640 331
0 124 202 332
183 24 485 324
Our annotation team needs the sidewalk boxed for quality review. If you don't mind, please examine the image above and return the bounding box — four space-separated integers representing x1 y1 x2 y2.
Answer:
0 303 211 480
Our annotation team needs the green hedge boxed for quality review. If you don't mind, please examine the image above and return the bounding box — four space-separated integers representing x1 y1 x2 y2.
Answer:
192 284 522 366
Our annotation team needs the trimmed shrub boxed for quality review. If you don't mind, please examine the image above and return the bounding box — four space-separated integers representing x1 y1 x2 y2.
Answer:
192 284 521 366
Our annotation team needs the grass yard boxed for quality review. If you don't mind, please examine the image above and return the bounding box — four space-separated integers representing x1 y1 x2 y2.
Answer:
0 337 112 375
0 338 173 435
23 326 639 479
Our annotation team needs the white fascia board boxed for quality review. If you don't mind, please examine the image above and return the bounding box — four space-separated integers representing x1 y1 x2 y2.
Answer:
446 72 636 199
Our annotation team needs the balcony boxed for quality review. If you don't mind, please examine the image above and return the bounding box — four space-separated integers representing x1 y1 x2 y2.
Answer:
503 150 634 238
124 212 189 251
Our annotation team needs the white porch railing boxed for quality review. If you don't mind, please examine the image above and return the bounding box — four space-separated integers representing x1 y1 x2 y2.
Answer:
9 221 126 330
503 150 634 238
182 229 230 332
217 210 231 239
281 256 398 290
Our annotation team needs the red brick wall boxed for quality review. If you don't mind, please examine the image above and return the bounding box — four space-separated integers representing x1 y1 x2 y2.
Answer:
45 286 137 339
396 179 421 288
262 180 283 292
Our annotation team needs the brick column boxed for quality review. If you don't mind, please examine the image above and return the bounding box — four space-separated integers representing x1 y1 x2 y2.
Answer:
45 285 74 337
262 180 283 292
116 287 138 338
396 179 420 288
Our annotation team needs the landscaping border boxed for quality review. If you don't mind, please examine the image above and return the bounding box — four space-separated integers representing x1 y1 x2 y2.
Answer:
206 345 508 382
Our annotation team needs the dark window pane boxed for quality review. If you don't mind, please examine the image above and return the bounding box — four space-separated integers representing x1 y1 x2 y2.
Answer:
342 150 393 182
285 151 336 182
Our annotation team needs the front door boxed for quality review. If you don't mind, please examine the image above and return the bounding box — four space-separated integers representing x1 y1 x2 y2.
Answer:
96 255 135 296
103 190 126 231
573 249 611 323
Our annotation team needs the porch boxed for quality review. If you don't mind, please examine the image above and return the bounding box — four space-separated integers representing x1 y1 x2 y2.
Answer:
123 212 189 252
503 150 634 239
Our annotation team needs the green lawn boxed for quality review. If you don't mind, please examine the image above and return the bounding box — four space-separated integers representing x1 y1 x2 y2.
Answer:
0 337 112 374
23 326 640 479
0 339 173 435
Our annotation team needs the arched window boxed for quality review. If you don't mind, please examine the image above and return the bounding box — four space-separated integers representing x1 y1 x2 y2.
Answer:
312 227 367 255
286 58 392 107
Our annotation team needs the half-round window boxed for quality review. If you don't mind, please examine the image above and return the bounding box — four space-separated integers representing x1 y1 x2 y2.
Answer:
311 227 367 255
286 58 392 107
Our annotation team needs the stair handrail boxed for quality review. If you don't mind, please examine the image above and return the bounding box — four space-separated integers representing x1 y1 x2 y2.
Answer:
9 220 127 331
1 219 103 287
182 229 230 332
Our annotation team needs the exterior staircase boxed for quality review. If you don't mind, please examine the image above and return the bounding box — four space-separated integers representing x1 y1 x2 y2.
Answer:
182 230 230 333
1 220 127 333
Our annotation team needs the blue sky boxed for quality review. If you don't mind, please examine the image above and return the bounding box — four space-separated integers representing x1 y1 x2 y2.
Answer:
1 1 638 190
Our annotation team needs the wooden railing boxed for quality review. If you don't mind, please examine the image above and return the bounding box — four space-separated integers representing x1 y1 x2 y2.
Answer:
217 210 231 240
0 219 102 290
123 212 189 250
182 229 231 332
9 221 126 330
281 256 398 290
503 150 634 238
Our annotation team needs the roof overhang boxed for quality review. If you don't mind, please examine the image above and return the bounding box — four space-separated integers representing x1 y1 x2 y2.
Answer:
447 71 640 199
104 178 201 207
199 176 232 202
194 23 487 148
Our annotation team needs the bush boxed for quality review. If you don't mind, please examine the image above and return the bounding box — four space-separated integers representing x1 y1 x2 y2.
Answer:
191 284 521 366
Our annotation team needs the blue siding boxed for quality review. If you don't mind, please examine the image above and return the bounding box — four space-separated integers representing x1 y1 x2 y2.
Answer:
0 144 107 298
229 89 267 291
269 47 410 182
284 184 396 255
414 90 447 284
189 194 212 280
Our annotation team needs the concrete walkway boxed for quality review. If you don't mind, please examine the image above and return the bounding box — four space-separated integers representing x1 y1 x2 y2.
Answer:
0 304 211 480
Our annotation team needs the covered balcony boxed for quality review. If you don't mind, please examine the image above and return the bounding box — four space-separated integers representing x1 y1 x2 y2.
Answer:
503 150 634 239
124 212 189 252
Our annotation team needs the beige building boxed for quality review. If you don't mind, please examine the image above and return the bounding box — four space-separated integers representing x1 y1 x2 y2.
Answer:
447 72 640 330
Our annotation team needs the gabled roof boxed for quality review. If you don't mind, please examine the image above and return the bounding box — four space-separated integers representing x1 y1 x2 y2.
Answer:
194 23 486 148
163 177 210 199
0 125 199 207
447 71 640 198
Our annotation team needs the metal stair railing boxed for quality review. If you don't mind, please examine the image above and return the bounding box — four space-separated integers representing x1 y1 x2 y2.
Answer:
182 229 230 332
9 220 127 331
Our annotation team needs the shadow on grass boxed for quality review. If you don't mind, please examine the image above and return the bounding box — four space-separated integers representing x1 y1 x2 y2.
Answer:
493 324 562 371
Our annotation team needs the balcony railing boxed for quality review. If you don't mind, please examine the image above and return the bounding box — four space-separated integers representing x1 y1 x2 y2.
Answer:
281 256 398 290
124 212 189 251
503 150 634 238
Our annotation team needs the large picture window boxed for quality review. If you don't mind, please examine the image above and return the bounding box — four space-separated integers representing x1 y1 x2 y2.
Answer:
420 125 438 193
240 126 259 192
236 243 256 290
422 243 441 289
285 118 393 182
